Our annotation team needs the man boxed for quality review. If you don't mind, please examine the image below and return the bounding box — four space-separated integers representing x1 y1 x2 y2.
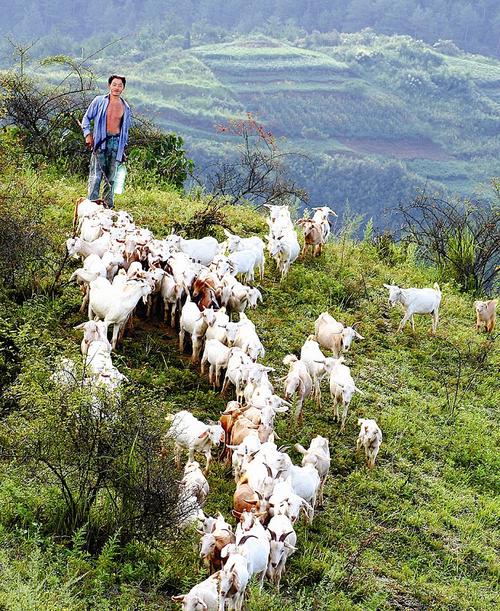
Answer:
82 74 131 208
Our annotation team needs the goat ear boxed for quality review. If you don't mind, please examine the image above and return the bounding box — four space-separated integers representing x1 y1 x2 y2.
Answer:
383 284 392 289
171 594 185 602
355 387 365 395
198 431 209 439
73 323 87 330
355 331 365 339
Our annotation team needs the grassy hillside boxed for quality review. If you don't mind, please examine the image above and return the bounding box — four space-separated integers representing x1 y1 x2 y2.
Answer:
0 145 498 609
81 31 500 224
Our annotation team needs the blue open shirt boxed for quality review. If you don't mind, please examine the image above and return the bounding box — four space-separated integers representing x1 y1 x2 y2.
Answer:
82 94 131 163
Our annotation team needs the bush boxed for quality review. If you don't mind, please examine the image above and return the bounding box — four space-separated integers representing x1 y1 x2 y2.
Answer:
399 192 499 294
0 170 58 297
2 367 185 550
128 121 193 190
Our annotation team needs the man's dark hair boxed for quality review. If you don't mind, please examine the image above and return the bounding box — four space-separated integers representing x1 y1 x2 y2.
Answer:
108 74 126 87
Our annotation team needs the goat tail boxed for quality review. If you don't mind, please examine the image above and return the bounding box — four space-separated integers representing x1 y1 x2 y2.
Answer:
433 282 441 293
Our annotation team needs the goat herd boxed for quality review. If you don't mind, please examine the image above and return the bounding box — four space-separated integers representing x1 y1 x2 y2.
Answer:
59 197 497 611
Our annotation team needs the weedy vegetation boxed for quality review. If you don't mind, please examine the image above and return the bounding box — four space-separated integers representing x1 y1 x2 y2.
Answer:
0 126 498 610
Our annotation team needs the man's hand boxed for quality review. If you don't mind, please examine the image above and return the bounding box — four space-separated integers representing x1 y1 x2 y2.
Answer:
85 134 94 150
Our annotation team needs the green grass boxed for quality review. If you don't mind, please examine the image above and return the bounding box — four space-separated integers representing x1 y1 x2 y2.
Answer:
0 154 498 610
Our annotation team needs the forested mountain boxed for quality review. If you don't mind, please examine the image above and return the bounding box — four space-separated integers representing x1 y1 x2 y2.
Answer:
33 31 500 226
1 0 499 59
2 4 499 225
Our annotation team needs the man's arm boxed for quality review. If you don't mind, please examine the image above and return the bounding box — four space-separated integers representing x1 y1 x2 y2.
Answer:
82 96 99 148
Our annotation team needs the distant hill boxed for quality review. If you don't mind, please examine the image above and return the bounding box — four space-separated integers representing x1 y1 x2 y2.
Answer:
104 32 500 226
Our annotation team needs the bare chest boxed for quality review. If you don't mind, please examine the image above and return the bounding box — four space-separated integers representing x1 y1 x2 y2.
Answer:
106 100 124 133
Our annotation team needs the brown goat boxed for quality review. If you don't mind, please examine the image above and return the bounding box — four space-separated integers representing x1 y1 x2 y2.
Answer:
192 277 219 311
199 528 236 573
297 218 324 257
233 480 269 523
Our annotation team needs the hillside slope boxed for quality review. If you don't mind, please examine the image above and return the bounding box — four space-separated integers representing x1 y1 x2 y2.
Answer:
0 157 498 609
102 31 500 224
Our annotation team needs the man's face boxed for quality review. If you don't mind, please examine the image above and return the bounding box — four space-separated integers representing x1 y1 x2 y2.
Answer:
108 78 125 97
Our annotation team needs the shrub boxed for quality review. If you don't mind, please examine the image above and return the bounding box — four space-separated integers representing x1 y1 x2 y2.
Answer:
128 121 193 190
2 367 186 550
0 171 57 297
399 192 499 294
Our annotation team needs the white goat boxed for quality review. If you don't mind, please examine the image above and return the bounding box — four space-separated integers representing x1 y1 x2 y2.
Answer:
179 297 214 363
166 410 224 472
266 514 297 587
311 206 337 241
88 276 153 349
204 307 230 344
219 547 249 611
223 228 265 280
66 235 111 259
201 339 234 389
74 320 110 356
268 479 314 524
294 436 330 505
171 573 221 610
357 418 382 469
329 357 363 431
267 230 300 279
180 460 210 506
166 234 221 267
221 348 254 403
384 283 442 334
299 336 336 407
234 510 271 590
289 463 321 510
282 354 313 422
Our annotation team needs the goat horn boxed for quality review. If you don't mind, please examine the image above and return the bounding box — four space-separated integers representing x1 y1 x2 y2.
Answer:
279 531 293 542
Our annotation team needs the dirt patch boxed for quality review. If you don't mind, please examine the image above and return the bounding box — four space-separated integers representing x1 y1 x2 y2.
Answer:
337 137 454 161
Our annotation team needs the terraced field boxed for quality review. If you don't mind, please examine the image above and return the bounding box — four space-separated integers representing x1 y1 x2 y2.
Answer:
43 31 500 223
